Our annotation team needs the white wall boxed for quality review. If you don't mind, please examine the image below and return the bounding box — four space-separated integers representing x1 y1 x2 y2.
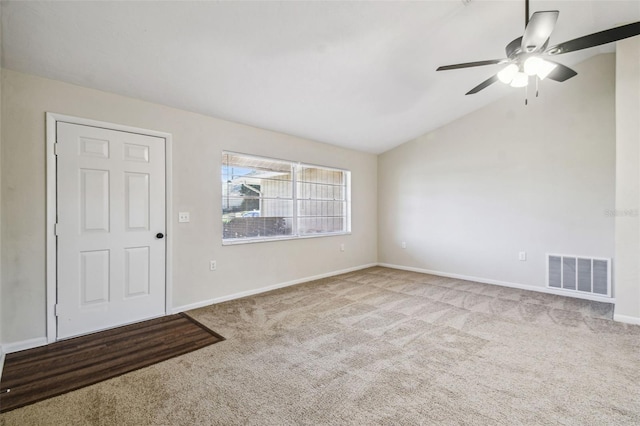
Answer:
1 69 378 345
614 37 640 323
378 54 616 292
0 5 3 360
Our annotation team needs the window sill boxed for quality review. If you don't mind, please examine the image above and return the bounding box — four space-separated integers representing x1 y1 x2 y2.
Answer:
222 232 352 246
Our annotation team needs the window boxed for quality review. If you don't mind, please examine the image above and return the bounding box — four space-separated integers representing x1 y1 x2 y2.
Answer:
222 152 351 244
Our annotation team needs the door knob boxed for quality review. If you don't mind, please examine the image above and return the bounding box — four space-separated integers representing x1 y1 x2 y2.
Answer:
156 233 164 239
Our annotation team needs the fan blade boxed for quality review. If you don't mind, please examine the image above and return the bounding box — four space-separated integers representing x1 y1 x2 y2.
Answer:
545 61 577 82
546 21 640 55
521 11 559 52
505 36 523 57
437 59 505 71
466 74 499 95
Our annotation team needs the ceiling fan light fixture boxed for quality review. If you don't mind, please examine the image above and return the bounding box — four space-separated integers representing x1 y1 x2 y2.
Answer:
523 56 542 75
524 56 557 80
497 64 519 84
510 72 529 88
536 60 558 80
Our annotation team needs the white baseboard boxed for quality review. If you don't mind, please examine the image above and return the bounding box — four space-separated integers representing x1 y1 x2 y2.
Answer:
2 337 48 354
378 263 616 304
613 313 640 325
172 263 378 314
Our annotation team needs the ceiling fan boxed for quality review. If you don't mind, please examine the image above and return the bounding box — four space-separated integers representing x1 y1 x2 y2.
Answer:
436 0 640 96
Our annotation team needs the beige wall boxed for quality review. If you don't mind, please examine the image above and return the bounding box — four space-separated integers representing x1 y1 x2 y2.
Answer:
0 7 3 352
1 69 378 345
614 37 640 323
378 54 616 291
2 49 635 345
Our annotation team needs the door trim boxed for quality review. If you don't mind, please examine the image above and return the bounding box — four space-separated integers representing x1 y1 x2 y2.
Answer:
45 113 173 343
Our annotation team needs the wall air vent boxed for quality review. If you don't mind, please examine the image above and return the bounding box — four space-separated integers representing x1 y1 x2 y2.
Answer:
547 254 611 297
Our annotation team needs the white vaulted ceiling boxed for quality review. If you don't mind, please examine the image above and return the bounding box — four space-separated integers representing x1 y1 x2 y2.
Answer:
2 1 639 153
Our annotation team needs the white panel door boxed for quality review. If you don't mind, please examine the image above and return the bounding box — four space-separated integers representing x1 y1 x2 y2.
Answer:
56 122 166 339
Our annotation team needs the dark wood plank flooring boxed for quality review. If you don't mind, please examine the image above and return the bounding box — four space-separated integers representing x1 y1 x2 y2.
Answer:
0 313 224 413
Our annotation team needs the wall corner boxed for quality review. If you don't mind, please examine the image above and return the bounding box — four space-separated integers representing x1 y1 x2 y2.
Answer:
613 37 640 321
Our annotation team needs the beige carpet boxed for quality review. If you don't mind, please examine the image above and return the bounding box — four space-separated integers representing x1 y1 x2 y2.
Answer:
2 266 639 425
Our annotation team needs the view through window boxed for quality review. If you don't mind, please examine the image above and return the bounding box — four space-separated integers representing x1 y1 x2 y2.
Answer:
222 152 351 243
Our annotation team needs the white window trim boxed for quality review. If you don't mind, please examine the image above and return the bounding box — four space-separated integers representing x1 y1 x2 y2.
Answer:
222 151 351 245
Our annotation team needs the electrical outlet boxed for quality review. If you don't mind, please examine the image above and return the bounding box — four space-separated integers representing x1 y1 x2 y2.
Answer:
210 260 217 271
519 252 527 261
178 212 190 223
401 241 407 249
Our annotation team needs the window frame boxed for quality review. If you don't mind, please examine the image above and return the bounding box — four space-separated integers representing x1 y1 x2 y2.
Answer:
221 151 351 245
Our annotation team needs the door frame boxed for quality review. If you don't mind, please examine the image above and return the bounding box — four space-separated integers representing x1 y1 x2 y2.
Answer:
45 112 174 343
